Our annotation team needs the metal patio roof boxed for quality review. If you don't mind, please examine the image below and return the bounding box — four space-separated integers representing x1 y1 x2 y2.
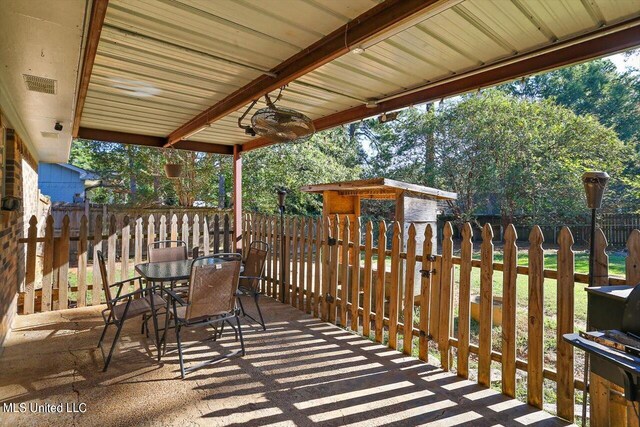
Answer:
2 0 639 161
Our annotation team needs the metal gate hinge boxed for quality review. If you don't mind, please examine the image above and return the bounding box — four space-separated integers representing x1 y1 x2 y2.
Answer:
420 269 436 278
325 293 335 303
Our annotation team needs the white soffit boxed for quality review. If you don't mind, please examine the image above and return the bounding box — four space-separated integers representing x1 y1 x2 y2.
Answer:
0 0 88 163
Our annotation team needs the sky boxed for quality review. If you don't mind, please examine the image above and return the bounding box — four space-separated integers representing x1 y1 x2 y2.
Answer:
607 50 639 72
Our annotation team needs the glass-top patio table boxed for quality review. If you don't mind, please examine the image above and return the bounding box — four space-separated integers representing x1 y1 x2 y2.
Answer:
135 257 226 282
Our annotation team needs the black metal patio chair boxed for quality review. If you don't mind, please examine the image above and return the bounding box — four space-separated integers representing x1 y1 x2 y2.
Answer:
96 250 165 371
164 256 244 378
148 240 188 263
237 241 270 330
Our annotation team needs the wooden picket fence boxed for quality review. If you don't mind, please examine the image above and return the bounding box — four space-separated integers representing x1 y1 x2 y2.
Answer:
244 213 640 424
18 212 233 314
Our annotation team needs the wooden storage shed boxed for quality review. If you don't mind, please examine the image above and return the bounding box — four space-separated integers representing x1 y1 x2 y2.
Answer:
301 178 457 295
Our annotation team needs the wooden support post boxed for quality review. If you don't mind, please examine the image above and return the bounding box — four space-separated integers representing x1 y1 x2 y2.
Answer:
233 144 242 251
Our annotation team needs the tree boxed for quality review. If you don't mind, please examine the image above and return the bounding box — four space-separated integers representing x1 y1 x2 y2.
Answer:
69 140 229 207
500 56 640 142
499 54 640 211
356 91 628 227
242 126 361 215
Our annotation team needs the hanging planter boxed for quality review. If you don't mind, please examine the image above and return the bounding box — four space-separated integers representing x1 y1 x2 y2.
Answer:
163 147 182 178
164 163 182 178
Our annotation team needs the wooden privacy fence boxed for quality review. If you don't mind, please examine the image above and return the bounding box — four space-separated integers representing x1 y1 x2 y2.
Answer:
18 212 234 314
244 213 640 423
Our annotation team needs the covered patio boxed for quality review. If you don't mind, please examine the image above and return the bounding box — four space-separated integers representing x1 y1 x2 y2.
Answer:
1 0 640 426
1 297 567 426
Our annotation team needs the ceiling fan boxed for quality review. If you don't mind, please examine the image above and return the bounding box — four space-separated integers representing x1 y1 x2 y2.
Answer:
238 88 315 143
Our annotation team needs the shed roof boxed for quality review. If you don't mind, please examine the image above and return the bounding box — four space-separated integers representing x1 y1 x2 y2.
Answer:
300 177 457 200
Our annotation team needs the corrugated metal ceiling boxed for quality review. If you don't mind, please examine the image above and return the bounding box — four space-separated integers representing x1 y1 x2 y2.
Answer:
80 0 640 148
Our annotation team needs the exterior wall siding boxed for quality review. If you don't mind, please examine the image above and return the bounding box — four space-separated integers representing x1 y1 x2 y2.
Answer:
38 163 85 203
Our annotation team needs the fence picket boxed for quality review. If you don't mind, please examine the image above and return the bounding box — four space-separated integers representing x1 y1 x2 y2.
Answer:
299 218 307 310
419 225 433 362
193 214 200 253
362 221 373 338
148 215 156 254
329 216 340 324
108 215 117 283
291 218 299 308
134 217 143 265
314 218 322 318
439 222 454 370
375 221 387 343
403 224 417 356
388 222 401 350
121 216 130 280
223 214 230 252
92 215 103 305
557 227 575 421
213 214 220 253
457 223 473 378
527 226 544 409
170 214 178 244
340 217 350 327
502 224 518 397
24 216 37 314
77 216 88 308
58 216 70 310
351 217 362 332
181 214 189 251
203 217 210 255
594 228 609 286
478 223 494 386
32 217 50 299
159 215 167 242
627 229 640 284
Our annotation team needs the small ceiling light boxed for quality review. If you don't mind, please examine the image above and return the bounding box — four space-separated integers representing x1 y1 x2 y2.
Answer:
365 101 378 109
351 46 365 54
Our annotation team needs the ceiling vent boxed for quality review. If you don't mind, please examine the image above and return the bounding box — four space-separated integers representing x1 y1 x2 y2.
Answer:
40 131 59 139
23 74 57 94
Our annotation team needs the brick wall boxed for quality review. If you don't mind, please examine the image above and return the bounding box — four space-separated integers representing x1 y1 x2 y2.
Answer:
0 210 22 347
0 127 36 348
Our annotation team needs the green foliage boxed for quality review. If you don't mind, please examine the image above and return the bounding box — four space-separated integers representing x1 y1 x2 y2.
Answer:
69 139 230 206
359 90 627 225
499 54 640 212
242 127 361 215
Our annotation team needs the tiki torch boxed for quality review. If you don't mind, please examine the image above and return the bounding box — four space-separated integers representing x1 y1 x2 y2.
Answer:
581 171 609 425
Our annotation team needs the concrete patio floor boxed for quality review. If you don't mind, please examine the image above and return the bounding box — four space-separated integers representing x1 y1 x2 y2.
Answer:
0 297 572 427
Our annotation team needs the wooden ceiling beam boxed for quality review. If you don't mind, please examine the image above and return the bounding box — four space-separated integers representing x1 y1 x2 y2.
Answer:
77 128 234 154
241 20 640 153
165 0 449 146
71 0 109 138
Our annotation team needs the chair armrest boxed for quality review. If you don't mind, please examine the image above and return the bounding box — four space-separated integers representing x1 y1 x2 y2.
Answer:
109 276 143 288
109 276 144 299
164 288 188 306
108 287 150 305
